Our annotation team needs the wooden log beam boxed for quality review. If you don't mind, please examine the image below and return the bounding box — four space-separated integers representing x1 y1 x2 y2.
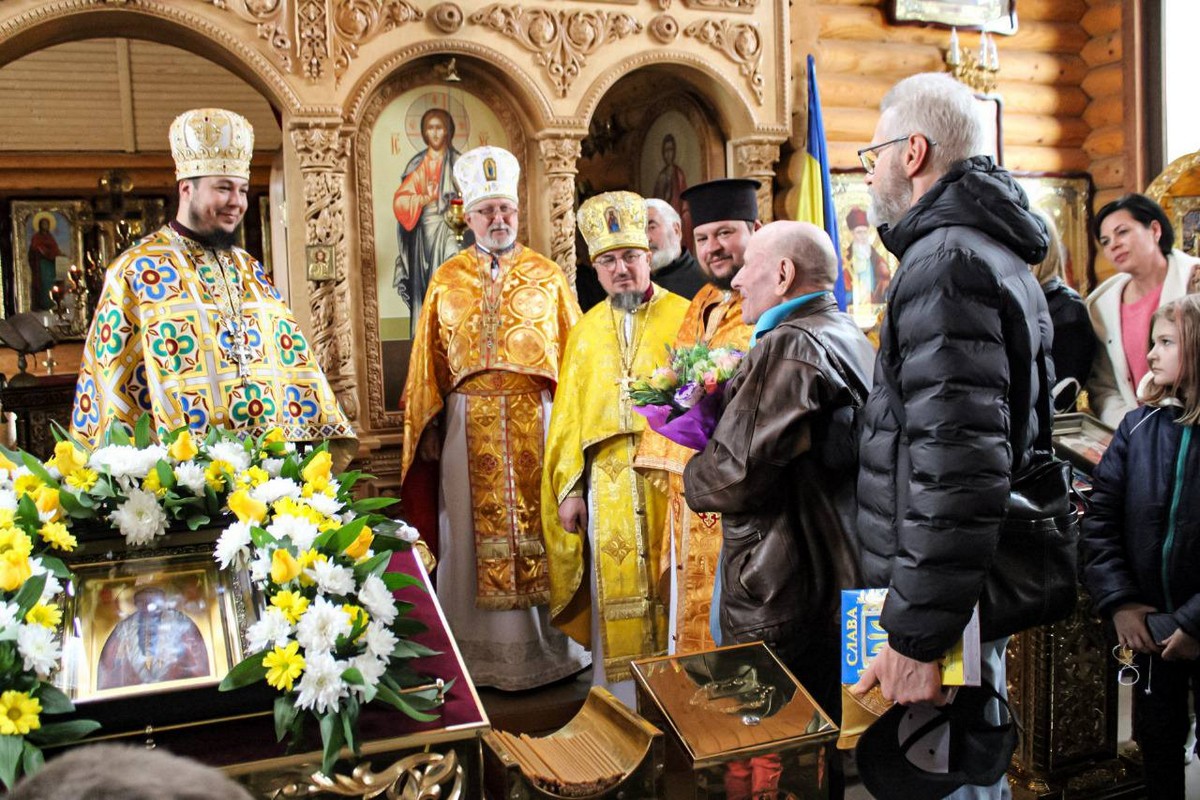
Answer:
1019 0 1089 23
816 6 1089 54
1083 93 1123 130
1090 155 1125 189
1002 145 1091 172
1081 62 1122 100
995 82 1089 117
1081 31 1121 67
1005 113 1090 148
1084 124 1124 159
1081 0 1121 36
814 40 1088 86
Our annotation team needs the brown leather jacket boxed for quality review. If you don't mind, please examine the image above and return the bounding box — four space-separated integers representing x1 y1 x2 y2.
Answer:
684 295 874 665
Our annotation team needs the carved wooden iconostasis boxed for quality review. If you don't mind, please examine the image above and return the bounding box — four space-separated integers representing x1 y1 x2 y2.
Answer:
0 0 790 495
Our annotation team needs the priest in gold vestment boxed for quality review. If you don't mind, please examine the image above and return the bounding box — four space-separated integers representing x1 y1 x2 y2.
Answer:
634 179 760 655
71 108 356 466
543 191 688 705
401 146 589 690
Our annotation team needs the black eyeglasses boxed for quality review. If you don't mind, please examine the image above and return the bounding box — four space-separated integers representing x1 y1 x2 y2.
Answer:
857 134 937 175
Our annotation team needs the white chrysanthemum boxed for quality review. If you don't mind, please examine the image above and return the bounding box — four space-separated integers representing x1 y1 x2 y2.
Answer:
358 574 398 626
0 601 20 639
174 462 207 495
348 653 387 699
246 607 294 652
0 489 17 512
110 488 168 546
295 597 351 656
261 457 285 478
89 444 168 481
215 522 253 569
396 522 421 543
364 620 398 661
250 549 272 584
37 573 63 603
251 477 301 506
44 464 62 481
266 515 319 552
294 651 348 714
207 441 251 472
304 493 343 517
17 623 61 678
307 560 355 597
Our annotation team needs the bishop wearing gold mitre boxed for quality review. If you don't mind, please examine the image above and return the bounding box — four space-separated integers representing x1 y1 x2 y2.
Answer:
71 108 356 466
634 179 759 655
542 191 688 706
401 146 589 691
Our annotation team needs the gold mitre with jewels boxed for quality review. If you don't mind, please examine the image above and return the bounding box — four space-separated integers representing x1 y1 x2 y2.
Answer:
169 108 254 181
454 146 520 211
577 191 649 258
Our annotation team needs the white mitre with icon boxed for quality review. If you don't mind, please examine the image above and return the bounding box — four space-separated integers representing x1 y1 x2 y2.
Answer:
453 146 520 211
169 108 255 181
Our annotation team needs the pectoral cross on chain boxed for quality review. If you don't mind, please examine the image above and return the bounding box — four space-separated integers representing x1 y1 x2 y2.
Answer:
226 320 253 387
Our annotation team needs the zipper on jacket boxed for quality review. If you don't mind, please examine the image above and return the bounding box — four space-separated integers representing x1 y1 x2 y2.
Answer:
1160 425 1193 613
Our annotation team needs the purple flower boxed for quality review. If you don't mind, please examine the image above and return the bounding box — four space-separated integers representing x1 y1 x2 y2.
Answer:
673 381 705 410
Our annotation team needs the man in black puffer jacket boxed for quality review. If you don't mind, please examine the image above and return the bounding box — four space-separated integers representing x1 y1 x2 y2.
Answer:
850 73 1051 800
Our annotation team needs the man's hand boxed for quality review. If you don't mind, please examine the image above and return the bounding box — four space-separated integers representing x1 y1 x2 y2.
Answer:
558 497 588 533
1161 628 1200 661
417 425 441 462
1113 602 1159 654
851 643 948 706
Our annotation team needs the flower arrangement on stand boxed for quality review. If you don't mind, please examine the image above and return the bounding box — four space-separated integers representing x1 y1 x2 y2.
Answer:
627 343 744 450
0 415 442 784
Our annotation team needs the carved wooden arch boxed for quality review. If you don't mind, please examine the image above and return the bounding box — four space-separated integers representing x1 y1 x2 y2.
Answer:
0 1 301 114
354 60 531 431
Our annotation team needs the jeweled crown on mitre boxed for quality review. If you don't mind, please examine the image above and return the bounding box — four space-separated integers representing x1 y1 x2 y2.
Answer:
454 146 520 211
577 191 649 258
169 108 255 181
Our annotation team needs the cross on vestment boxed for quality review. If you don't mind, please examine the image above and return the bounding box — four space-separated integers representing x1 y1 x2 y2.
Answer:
225 320 254 386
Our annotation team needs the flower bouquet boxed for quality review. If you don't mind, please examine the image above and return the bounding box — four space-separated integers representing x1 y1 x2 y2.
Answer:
627 343 744 450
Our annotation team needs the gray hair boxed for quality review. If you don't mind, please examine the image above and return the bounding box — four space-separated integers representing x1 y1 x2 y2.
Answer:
645 198 680 227
879 73 984 174
758 221 837 291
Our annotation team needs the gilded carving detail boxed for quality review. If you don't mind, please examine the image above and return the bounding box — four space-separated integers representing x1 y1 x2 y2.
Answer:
648 14 678 44
429 2 465 33
291 125 359 419
296 0 329 79
538 137 581 283
332 0 425 78
683 19 764 104
682 0 758 12
468 5 642 97
204 0 293 73
247 749 464 799
732 140 778 222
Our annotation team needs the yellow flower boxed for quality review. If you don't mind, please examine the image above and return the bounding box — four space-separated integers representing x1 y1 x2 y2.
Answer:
0 452 16 474
0 528 33 557
32 486 62 522
49 441 87 477
296 549 325 587
229 489 268 526
168 430 199 462
343 526 374 561
274 498 324 527
270 548 302 584
13 473 42 498
65 468 98 492
205 460 233 492
342 604 369 639
0 509 14 528
301 451 333 493
39 521 76 552
0 551 32 593
142 469 167 498
270 589 310 624
235 466 270 490
24 603 62 629
264 428 286 446
0 691 41 736
262 641 305 692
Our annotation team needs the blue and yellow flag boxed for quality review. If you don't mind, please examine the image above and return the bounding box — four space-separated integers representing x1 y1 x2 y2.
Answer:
796 54 847 310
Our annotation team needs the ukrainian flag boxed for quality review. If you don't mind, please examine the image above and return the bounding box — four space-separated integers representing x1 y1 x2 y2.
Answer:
796 54 847 310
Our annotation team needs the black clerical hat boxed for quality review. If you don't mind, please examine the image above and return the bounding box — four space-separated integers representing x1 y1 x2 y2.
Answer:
681 178 760 227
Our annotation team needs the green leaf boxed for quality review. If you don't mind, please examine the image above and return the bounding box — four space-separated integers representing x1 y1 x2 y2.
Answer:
107 424 131 447
20 740 43 780
273 695 299 743
133 414 152 449
390 618 429 637
382 572 422 592
155 460 176 490
341 697 360 756
280 457 302 482
19 453 57 488
49 420 71 444
186 513 211 531
318 711 346 776
13 574 47 618
34 684 73 715
341 667 364 686
249 526 276 549
328 518 368 554
0 734 21 790
375 684 438 722
56 489 85 517
371 533 416 554
391 639 440 659
349 497 396 514
218 652 270 691
352 552 390 581
25 719 100 746
36 556 70 580
15 495 39 529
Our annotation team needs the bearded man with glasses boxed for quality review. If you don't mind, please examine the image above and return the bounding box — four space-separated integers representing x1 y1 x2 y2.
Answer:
542 191 688 706
401 145 589 691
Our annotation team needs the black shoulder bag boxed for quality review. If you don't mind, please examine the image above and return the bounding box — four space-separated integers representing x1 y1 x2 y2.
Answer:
879 340 1079 642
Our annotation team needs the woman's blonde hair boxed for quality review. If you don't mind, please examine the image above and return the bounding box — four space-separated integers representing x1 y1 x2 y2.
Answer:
1030 210 1065 287
1141 295 1200 424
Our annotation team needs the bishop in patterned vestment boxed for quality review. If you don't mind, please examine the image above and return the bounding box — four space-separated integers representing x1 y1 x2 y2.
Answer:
71 108 355 465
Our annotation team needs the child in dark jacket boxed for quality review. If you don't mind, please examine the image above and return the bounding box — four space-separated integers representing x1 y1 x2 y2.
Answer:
1082 295 1200 800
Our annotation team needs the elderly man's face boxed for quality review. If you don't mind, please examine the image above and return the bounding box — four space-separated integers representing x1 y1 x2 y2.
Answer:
646 207 681 270
730 235 780 325
865 118 913 229
594 248 651 299
693 219 753 289
466 200 518 250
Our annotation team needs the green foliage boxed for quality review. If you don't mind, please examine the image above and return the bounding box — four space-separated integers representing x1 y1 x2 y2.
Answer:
219 652 270 690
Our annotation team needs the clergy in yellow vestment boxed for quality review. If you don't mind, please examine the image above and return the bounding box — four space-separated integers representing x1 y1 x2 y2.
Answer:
401 146 589 691
543 191 688 699
634 178 760 655
72 109 356 465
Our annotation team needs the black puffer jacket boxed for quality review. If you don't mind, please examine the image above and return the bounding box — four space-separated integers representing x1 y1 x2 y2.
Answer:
1082 406 1200 639
856 157 1053 662
1042 278 1095 412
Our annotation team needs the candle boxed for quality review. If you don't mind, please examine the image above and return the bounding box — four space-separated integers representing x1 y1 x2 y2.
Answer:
988 35 1000 71
978 32 989 65
948 27 961 66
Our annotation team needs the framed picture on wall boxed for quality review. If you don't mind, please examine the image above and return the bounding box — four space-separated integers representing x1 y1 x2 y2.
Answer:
1170 195 1200 259
830 170 900 330
1014 173 1096 295
974 94 1003 165
10 200 89 315
889 0 1017 34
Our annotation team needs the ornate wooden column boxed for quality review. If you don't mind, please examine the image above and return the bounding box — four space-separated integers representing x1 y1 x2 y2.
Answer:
536 134 583 286
730 138 781 223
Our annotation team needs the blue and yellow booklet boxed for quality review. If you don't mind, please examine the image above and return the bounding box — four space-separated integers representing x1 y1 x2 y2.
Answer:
841 588 981 686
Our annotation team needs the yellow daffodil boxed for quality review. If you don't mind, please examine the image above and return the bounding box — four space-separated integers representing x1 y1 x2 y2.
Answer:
32 485 62 522
168 430 199 462
274 498 324 527
142 469 167 498
270 548 302 584
296 549 325 587
39 521 76 552
205 460 233 492
0 691 41 736
343 604 369 640
0 528 33 557
49 441 87 477
12 473 42 498
264 428 286 446
343 526 374 561
64 468 98 492
270 589 310 624
243 466 269 488
0 452 16 474
262 641 305 692
229 489 268 526
24 603 62 629
0 551 31 592
301 451 333 494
